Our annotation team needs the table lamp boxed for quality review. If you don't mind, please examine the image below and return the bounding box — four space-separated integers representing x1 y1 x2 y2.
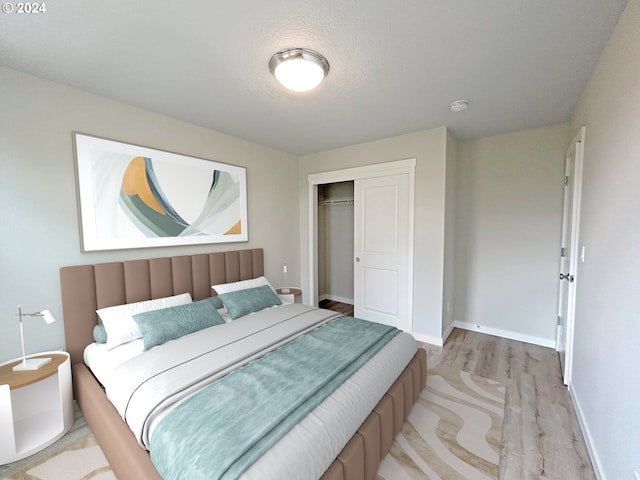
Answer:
281 264 290 294
13 305 57 371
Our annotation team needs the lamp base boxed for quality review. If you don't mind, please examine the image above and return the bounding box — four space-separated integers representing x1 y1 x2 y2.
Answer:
13 357 52 371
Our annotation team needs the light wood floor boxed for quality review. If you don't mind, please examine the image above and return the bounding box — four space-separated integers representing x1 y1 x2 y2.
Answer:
321 301 595 480
426 329 595 480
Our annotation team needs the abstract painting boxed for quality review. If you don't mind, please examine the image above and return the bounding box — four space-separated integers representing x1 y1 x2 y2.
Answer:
73 133 248 251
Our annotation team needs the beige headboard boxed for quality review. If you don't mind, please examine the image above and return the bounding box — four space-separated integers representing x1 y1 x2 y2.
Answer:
60 248 264 365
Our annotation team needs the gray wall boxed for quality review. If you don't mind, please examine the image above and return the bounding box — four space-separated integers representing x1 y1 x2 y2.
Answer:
569 0 640 477
454 123 569 344
0 67 299 363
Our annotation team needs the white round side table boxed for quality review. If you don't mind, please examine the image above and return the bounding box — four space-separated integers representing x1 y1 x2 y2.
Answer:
0 351 73 464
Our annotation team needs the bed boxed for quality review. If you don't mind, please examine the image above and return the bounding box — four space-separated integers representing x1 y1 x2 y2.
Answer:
60 248 426 480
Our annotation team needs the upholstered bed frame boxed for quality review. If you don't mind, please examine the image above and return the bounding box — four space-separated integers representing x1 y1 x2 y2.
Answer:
60 248 426 480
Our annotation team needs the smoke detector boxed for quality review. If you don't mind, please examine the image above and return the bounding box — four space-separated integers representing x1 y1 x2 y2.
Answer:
449 100 469 112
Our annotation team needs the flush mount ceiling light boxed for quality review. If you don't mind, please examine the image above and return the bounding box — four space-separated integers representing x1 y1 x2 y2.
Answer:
449 99 469 112
269 48 329 93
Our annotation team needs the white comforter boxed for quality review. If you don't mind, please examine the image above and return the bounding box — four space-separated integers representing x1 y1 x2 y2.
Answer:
87 304 417 480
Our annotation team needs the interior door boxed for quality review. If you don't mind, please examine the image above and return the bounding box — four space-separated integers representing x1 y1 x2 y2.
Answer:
557 150 574 377
354 174 411 332
557 127 585 385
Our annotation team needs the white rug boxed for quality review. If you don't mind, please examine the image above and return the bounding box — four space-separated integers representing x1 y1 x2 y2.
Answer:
1 434 114 480
376 365 506 480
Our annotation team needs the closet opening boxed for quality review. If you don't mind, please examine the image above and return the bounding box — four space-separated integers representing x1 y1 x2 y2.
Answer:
317 181 354 316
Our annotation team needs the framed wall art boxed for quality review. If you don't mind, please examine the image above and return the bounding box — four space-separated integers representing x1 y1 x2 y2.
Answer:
73 133 248 251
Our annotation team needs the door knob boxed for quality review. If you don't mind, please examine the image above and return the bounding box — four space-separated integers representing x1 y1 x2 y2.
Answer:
355 257 360 262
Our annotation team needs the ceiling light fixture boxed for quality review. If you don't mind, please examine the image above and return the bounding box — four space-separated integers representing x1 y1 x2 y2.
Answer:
269 48 329 93
449 99 469 112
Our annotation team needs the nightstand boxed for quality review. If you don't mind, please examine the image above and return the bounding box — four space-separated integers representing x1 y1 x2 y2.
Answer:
276 287 302 304
0 352 73 464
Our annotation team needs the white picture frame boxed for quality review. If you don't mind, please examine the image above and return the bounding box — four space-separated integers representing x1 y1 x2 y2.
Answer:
73 132 248 251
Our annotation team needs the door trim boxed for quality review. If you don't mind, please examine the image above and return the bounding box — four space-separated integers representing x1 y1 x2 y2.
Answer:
308 159 415 328
558 126 586 385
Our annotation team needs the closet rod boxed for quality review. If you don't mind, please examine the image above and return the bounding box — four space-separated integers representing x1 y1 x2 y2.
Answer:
320 199 354 205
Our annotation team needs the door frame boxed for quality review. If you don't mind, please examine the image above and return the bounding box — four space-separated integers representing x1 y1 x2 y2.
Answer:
308 159 416 326
557 126 586 385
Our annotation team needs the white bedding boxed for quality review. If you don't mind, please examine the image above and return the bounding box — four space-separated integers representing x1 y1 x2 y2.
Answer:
241 331 416 480
84 338 144 386
84 303 417 480
83 302 293 383
84 309 234 381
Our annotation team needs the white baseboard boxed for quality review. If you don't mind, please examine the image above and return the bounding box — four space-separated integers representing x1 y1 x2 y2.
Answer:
319 294 354 305
412 321 555 349
442 321 455 345
410 322 454 347
411 331 445 347
454 321 556 348
568 385 606 480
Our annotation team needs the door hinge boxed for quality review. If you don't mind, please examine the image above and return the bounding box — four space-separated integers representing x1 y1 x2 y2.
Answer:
557 316 561 326
561 247 566 257
564 176 569 186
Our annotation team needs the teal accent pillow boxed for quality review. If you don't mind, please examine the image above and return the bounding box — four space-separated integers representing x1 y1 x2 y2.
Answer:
133 298 226 350
209 295 224 310
93 324 107 344
219 285 282 320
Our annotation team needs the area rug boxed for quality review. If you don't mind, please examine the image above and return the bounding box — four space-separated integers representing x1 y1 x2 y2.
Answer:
1 433 114 480
376 365 506 480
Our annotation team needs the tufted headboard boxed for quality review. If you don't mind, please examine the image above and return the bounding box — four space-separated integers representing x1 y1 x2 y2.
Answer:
60 248 264 365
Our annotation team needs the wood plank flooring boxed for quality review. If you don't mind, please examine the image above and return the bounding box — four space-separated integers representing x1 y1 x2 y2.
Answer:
320 301 595 480
425 330 595 480
319 299 354 316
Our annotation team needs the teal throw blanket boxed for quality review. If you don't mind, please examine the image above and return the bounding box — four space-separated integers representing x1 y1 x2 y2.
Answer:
150 316 398 480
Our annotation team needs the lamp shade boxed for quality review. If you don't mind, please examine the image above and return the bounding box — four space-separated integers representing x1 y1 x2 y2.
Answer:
40 309 57 324
270 48 329 92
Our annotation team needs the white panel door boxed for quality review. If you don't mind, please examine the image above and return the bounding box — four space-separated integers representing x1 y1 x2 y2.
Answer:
557 148 574 377
354 174 411 332
557 127 585 385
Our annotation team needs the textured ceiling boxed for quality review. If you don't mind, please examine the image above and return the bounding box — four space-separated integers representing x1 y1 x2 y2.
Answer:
0 0 629 155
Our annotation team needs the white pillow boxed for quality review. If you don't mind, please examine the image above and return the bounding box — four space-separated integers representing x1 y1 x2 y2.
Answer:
97 293 192 350
212 276 276 295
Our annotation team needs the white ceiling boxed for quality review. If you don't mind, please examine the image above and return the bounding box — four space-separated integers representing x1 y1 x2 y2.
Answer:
0 0 629 155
